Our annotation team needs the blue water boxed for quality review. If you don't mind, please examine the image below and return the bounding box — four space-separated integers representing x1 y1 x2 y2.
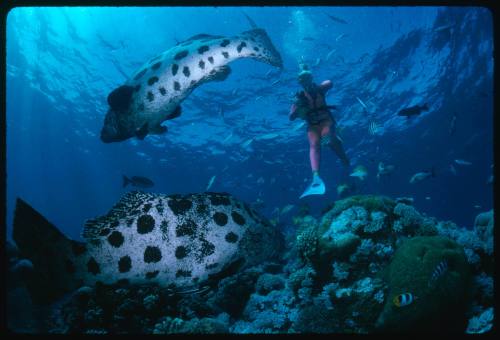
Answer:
6 6 493 242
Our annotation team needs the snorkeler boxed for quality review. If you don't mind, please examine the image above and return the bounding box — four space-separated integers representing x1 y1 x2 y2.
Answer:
289 64 350 198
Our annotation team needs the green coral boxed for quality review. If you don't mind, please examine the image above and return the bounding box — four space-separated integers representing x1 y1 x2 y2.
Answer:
376 236 472 332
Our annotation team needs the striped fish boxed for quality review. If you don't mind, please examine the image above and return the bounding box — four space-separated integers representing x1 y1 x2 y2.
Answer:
393 293 416 307
368 121 379 135
428 260 448 287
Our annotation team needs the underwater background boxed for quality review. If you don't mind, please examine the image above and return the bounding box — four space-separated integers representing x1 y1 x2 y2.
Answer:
5 6 494 334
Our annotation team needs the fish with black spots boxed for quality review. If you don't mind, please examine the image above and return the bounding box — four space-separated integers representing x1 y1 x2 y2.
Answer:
11 192 283 303
100 27 282 143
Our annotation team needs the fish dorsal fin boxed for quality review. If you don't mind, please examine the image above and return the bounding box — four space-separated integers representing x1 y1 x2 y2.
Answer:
82 191 152 241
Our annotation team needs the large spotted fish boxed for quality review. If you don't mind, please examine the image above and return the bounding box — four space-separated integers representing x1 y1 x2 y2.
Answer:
100 28 283 143
12 191 283 303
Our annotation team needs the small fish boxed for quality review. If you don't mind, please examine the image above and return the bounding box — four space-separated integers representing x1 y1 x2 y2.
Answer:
454 159 472 166
257 132 280 140
241 138 254 148
222 132 233 143
449 164 457 175
313 57 321 67
206 175 216 191
356 96 368 110
292 121 306 131
326 14 349 25
409 169 435 184
397 103 429 118
122 175 154 188
425 196 431 200
336 183 351 197
474 205 482 209
280 204 295 215
256 176 265 185
350 165 368 180
301 36 315 41
169 285 211 296
376 162 395 180
428 260 448 287
393 293 417 307
255 95 263 101
326 48 337 61
271 79 281 86
335 33 347 42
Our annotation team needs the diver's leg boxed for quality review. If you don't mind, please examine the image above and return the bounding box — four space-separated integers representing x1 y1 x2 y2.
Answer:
330 134 350 167
307 126 321 174
321 120 350 167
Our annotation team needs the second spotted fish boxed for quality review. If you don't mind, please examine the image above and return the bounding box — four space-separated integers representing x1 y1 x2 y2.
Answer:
100 28 283 143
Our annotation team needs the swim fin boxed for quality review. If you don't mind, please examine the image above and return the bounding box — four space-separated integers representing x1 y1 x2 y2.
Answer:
300 174 326 199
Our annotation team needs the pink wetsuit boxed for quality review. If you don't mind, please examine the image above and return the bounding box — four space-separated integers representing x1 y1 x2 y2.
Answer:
290 80 349 172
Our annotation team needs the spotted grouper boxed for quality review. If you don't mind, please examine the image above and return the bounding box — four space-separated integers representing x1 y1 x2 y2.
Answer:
12 191 283 303
100 28 283 143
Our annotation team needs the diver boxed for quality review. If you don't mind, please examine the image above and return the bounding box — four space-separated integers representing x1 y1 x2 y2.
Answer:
289 64 350 198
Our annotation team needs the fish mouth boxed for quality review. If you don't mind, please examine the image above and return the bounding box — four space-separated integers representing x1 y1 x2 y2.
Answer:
100 109 128 143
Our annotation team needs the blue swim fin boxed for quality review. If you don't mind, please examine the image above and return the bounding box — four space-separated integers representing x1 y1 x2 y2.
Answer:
300 174 326 199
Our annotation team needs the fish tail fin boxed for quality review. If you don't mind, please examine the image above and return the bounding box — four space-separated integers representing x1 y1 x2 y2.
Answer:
240 28 283 68
12 198 82 304
123 175 131 187
242 11 258 29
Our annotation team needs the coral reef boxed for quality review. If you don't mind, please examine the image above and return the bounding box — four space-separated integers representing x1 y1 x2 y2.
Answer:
7 195 494 334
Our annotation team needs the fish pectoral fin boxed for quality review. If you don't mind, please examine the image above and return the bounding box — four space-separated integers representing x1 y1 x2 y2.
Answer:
206 65 232 82
135 123 149 140
149 124 168 135
165 105 182 120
